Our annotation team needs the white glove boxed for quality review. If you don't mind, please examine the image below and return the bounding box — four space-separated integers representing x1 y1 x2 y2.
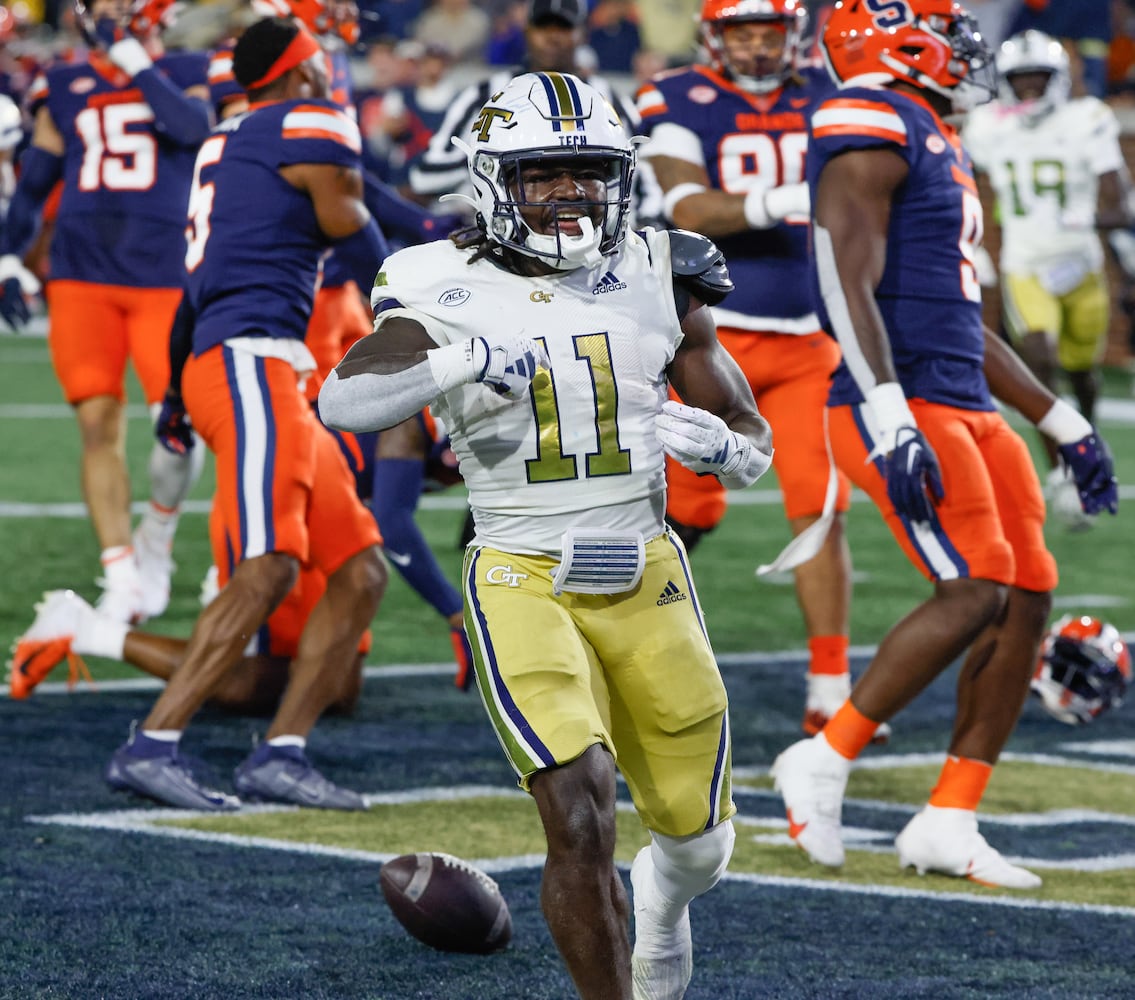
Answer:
656 400 771 489
108 36 154 77
973 245 997 288
743 182 810 229
0 253 40 295
427 333 550 402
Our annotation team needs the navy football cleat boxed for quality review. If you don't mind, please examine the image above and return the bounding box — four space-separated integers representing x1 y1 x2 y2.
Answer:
106 737 240 812
233 743 365 811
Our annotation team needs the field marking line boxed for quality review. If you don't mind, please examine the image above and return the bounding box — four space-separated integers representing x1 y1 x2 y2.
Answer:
26 786 1135 915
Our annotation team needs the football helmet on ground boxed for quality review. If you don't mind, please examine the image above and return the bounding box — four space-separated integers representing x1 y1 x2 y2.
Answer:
820 0 995 113
1031 615 1132 725
996 30 1070 122
455 72 635 271
700 0 807 94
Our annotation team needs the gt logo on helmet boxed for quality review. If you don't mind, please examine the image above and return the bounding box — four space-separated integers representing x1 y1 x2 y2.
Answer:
472 107 515 143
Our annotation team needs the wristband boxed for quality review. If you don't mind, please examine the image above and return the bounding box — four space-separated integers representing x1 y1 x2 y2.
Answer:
1037 398 1093 445
763 182 810 221
108 37 154 77
426 340 478 392
661 181 706 222
865 381 916 457
743 187 773 229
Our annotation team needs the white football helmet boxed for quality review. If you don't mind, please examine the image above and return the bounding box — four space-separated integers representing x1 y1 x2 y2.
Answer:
455 72 635 271
996 30 1070 122
0 94 22 153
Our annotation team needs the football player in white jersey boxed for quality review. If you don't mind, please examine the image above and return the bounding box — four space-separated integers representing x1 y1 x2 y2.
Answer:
320 71 772 1000
963 30 1130 527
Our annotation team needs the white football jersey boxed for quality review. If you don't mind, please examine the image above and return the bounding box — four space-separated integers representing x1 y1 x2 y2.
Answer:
963 96 1122 276
372 229 683 555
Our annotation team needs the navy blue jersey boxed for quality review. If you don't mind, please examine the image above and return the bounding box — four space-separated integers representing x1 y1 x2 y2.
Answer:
186 98 364 354
638 65 834 332
808 86 992 410
31 51 208 287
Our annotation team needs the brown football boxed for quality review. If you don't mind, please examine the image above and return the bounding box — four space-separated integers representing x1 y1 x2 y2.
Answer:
379 852 512 955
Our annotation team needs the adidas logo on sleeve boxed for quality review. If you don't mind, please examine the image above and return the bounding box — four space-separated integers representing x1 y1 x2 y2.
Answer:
592 271 627 295
656 580 688 606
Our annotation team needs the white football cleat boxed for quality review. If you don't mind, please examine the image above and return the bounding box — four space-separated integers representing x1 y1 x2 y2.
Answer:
133 524 174 620
771 736 850 868
8 590 97 699
95 578 145 626
803 672 891 744
896 805 1042 890
630 847 693 1000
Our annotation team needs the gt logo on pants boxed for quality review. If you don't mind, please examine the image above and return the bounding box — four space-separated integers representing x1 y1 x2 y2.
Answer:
486 565 529 587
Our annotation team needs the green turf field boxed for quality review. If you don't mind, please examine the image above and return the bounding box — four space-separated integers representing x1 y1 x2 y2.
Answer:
2 332 1133 678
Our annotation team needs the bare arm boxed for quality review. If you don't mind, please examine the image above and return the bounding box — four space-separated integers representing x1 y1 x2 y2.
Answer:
1095 169 1131 231
649 154 750 238
281 162 371 240
813 146 908 393
982 326 1059 424
668 298 771 452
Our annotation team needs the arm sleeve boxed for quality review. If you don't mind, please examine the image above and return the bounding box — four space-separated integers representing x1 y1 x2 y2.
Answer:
332 217 389 296
371 457 463 619
363 172 439 247
134 68 212 146
166 292 195 393
0 146 62 257
319 360 444 434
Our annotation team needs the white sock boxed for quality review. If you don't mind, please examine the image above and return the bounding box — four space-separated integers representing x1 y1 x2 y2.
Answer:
137 499 179 549
73 612 128 660
141 729 181 742
101 546 139 588
267 735 306 749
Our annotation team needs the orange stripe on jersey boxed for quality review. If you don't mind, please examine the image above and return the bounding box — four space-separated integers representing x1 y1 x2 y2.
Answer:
812 122 907 144
951 164 977 193
635 85 668 119
281 104 362 153
811 98 907 146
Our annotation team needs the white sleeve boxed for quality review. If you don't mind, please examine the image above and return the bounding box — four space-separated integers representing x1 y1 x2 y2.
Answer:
641 121 705 167
1085 101 1124 175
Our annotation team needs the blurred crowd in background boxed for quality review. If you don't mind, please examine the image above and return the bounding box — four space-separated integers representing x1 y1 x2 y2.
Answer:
1 0 1134 203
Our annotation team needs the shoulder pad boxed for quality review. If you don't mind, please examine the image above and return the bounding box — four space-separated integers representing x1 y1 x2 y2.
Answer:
668 229 733 309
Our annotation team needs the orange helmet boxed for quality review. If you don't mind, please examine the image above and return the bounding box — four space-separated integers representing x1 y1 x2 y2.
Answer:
700 0 807 94
74 0 179 44
820 0 995 112
252 0 360 47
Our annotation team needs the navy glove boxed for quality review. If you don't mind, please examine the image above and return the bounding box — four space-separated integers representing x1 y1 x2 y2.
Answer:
0 276 30 330
886 427 945 524
450 626 474 691
155 388 195 456
1058 432 1118 516
93 16 127 48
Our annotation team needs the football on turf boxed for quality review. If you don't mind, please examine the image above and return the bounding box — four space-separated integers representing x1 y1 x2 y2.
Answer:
379 852 512 954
